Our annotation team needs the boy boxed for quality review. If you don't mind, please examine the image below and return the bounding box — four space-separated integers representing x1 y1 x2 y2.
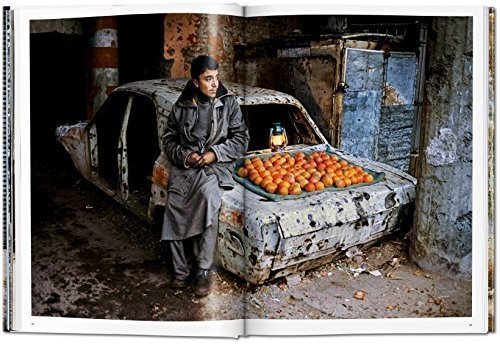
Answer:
161 55 249 297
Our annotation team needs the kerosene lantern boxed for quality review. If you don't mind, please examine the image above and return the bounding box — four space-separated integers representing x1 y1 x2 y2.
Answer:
269 122 288 152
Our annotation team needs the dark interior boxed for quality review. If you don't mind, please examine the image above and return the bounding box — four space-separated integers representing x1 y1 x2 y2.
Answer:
126 94 160 207
242 104 321 152
94 92 129 188
30 32 87 159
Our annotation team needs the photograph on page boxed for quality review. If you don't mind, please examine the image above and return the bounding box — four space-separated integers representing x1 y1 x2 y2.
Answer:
2 2 492 337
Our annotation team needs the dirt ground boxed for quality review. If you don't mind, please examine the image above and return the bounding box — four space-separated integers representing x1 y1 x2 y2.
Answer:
30 149 472 321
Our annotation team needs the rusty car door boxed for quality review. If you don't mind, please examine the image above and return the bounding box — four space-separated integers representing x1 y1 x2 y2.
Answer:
87 92 131 194
119 94 161 215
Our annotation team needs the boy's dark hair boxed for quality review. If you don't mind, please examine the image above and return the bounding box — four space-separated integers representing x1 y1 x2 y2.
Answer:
190 55 219 80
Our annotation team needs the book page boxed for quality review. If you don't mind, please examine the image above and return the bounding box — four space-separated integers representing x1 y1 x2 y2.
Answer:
241 3 490 336
4 1 247 338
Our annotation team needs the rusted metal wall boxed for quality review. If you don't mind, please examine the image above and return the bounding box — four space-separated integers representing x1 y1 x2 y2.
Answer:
163 13 244 81
409 17 473 279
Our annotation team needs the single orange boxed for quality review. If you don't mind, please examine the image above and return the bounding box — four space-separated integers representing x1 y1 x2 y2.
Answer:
265 182 278 194
259 170 271 178
253 176 263 186
298 178 309 188
321 174 334 187
245 164 255 172
248 170 259 181
309 175 320 184
326 166 336 174
315 181 325 191
335 179 346 188
301 171 311 180
290 184 302 195
278 181 291 190
255 165 266 173
363 174 374 183
273 177 283 186
263 160 273 169
283 173 295 184
304 182 316 192
296 151 306 159
306 167 317 174
277 185 289 196
237 167 248 178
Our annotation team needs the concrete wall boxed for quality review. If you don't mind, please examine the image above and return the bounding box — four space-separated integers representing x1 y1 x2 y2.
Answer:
409 17 473 279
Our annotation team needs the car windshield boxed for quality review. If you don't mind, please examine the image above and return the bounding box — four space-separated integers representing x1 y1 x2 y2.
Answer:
241 103 322 152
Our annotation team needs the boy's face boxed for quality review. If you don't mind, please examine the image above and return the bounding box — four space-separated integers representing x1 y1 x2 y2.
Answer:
194 69 219 98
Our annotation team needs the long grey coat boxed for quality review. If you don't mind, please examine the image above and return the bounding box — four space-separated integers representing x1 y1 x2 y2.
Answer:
161 80 249 240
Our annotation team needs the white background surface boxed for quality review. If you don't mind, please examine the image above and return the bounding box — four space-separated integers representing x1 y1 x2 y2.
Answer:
1 0 498 343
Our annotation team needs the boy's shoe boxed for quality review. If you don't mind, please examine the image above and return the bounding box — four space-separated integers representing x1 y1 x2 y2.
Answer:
171 277 187 289
193 269 211 297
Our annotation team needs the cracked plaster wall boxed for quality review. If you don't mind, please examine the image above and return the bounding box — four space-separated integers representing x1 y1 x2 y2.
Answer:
409 17 473 279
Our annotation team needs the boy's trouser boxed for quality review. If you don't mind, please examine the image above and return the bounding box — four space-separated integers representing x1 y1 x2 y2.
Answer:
169 215 219 280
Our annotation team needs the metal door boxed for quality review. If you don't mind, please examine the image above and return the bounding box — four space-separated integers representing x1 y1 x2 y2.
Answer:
341 48 385 160
341 48 418 171
379 52 418 171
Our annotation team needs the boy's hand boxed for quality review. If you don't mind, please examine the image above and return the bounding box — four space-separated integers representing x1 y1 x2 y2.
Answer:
186 151 217 167
197 151 217 167
186 152 202 167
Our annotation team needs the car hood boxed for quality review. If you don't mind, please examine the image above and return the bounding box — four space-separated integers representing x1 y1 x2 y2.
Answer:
220 146 416 241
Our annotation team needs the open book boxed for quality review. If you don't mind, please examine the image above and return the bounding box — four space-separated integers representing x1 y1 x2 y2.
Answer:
1 1 494 338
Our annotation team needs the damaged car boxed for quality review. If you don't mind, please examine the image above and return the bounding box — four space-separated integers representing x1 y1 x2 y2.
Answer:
56 78 416 284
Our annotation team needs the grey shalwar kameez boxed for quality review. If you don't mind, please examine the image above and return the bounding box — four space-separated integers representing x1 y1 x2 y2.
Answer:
161 80 249 280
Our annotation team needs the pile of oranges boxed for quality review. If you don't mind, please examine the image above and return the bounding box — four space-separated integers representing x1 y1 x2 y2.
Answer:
236 150 375 196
